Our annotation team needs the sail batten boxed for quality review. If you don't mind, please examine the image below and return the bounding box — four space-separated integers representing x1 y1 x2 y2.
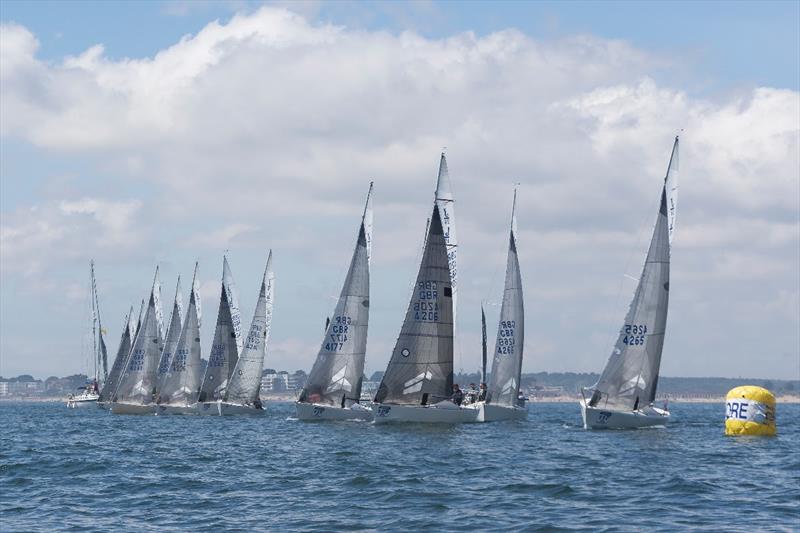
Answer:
590 139 679 410
225 252 275 405
375 204 453 405
300 185 372 406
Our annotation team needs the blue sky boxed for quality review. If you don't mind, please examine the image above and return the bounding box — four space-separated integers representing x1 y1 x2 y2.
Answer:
1 1 798 380
3 0 798 90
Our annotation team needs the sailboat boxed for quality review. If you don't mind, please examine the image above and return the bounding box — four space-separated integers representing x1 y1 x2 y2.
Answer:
374 202 472 423
297 184 373 421
211 252 275 416
155 276 184 399
67 260 108 408
156 263 204 415
110 267 166 415
195 256 243 414
581 136 679 429
97 307 135 408
469 190 527 422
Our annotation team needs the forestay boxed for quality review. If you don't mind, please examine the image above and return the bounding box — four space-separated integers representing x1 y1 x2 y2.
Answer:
156 277 184 388
300 185 372 406
375 205 453 405
488 191 525 407
113 268 165 404
198 256 243 402
225 252 275 405
98 308 134 403
589 137 679 410
160 263 203 405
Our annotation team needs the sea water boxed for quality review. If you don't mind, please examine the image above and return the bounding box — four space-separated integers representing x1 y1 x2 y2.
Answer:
1 402 797 531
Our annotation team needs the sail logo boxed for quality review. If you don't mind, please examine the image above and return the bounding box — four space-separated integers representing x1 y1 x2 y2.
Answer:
726 400 773 424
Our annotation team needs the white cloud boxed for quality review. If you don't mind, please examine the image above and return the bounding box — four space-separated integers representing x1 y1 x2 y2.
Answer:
0 7 797 379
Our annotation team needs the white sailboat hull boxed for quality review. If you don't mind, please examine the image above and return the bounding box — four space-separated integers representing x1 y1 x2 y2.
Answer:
295 402 373 421
372 402 478 424
193 401 266 416
66 393 99 408
110 402 155 415
467 401 528 422
580 400 670 429
155 403 198 415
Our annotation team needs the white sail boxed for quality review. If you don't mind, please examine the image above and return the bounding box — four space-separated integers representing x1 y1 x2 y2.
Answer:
153 267 165 340
160 263 203 406
198 256 243 401
133 298 145 338
300 185 371 406
488 190 525 407
98 306 134 403
435 153 458 324
225 252 275 405
588 137 679 410
113 268 165 404
156 277 184 388
375 204 453 405
363 182 374 265
665 137 679 245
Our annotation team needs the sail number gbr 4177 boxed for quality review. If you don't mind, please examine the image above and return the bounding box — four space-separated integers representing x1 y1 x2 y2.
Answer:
325 315 351 352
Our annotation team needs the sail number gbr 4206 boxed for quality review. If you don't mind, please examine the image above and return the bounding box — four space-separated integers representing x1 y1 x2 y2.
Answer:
413 281 442 322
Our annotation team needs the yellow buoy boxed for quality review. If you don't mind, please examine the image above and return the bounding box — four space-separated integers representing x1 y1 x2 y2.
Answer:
725 385 776 436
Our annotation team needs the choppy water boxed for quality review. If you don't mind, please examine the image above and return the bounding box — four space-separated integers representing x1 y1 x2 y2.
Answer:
1 402 797 531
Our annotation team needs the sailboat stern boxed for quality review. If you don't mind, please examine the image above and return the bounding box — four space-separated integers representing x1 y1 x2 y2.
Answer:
295 402 373 421
580 399 669 429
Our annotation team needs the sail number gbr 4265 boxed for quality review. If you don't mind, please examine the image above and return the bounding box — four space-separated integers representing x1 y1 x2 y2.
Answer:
621 324 648 346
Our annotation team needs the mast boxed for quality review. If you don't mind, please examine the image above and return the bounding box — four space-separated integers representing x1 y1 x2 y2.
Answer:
481 303 487 383
435 153 457 330
89 260 98 382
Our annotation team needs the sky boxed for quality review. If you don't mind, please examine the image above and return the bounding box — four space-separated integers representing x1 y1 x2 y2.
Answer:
0 0 798 381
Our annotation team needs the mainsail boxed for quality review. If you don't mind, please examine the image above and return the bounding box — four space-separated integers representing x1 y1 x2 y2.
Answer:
488 190 525 407
113 267 165 404
156 277 184 389
225 252 275 405
160 263 203 405
300 184 372 406
98 307 134 403
375 204 453 405
589 137 679 410
198 256 243 401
